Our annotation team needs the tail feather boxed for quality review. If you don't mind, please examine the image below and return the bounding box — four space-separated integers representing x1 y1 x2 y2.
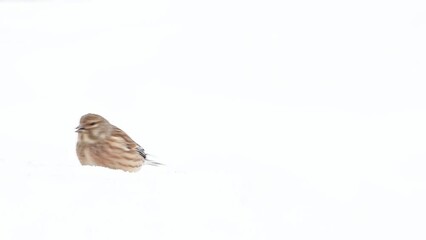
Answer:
144 158 163 166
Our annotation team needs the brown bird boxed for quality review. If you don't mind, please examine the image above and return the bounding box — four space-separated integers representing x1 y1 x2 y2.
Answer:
76 113 160 172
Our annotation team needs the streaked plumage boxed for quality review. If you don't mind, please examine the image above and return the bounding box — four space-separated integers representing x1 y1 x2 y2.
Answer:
76 113 160 172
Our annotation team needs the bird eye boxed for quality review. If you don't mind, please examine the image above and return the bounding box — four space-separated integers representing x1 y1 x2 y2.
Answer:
89 122 97 126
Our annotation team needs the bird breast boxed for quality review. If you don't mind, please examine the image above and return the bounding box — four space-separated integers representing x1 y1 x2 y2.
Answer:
78 132 99 144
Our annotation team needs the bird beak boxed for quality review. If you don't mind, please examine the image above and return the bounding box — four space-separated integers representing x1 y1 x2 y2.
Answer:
75 125 85 132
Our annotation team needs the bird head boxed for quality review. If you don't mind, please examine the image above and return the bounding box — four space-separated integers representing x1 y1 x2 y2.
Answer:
76 113 111 142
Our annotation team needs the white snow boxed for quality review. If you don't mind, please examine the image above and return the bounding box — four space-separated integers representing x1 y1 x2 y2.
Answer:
1 0 426 239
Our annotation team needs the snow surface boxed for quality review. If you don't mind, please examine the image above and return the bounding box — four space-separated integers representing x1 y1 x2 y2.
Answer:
1 0 426 239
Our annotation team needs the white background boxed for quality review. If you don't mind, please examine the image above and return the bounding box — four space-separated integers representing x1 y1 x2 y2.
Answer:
1 0 426 239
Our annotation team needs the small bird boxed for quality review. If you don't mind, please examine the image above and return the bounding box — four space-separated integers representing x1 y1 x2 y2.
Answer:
76 113 160 172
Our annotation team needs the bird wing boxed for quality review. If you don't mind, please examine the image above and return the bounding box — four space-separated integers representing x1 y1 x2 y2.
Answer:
136 145 147 158
111 126 162 166
110 126 141 151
